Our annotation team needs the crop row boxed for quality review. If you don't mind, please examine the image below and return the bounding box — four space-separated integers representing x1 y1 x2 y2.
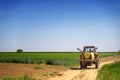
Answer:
0 52 118 66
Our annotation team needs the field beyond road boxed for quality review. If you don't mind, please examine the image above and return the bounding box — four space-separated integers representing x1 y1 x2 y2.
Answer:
0 52 118 66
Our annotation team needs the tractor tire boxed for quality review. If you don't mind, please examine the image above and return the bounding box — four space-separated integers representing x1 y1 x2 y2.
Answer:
95 61 99 69
84 64 87 69
80 62 84 69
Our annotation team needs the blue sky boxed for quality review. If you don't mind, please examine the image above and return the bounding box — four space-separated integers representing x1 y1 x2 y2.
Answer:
0 0 120 52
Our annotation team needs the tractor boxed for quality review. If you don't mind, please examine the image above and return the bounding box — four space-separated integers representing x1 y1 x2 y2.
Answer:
77 46 99 69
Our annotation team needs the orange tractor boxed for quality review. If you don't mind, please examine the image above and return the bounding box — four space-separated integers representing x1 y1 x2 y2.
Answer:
77 46 99 69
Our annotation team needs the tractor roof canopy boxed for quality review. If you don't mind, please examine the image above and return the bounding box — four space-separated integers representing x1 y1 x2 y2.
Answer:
83 46 97 53
84 46 97 48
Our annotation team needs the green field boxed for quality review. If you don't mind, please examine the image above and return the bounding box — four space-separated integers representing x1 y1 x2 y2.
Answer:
97 61 120 80
0 52 118 66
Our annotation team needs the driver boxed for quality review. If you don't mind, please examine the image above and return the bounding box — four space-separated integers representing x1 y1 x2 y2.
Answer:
89 49 94 60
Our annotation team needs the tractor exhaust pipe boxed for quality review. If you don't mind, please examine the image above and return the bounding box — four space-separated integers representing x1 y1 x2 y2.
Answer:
77 48 84 54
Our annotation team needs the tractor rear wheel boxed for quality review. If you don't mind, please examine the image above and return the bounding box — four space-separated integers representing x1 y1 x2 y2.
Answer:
95 61 99 69
84 64 87 69
80 62 84 69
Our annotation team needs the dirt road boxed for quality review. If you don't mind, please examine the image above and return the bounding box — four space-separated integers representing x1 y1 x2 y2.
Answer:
48 55 120 80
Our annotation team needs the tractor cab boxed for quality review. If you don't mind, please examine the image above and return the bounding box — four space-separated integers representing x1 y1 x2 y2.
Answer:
83 46 98 60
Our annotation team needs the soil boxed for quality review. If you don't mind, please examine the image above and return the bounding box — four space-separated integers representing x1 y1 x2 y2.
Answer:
0 63 68 80
0 54 120 80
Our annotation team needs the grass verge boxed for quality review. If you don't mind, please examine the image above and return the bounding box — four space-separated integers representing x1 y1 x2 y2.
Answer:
97 61 120 80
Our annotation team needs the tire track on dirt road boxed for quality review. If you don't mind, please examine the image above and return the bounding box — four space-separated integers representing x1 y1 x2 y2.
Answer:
72 60 117 80
47 55 120 80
